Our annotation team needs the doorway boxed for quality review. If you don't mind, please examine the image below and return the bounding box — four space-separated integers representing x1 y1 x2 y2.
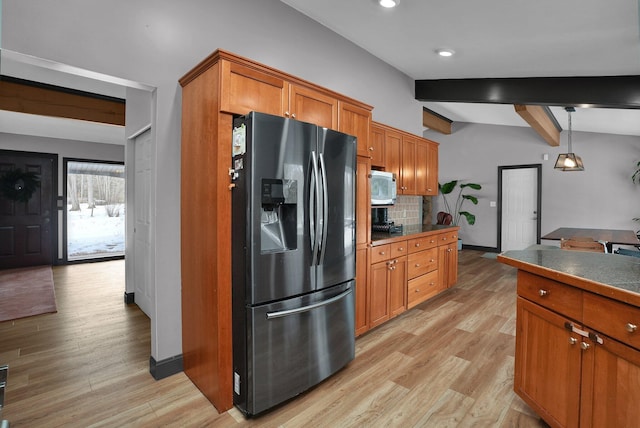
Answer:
498 164 542 251
0 150 57 269
63 159 125 262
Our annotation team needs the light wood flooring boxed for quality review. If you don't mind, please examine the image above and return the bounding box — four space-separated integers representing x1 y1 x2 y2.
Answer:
0 251 548 427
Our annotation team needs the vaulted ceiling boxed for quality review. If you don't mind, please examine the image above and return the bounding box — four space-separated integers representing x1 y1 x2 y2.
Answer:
281 0 640 137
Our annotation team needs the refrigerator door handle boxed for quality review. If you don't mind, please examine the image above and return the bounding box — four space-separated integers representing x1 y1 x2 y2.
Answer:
265 289 352 319
310 151 321 265
318 153 329 265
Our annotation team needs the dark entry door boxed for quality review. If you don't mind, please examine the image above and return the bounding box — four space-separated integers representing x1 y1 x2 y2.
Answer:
0 151 56 269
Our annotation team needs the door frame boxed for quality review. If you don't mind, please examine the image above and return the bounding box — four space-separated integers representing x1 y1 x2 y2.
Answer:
497 164 542 252
62 157 126 264
0 149 58 266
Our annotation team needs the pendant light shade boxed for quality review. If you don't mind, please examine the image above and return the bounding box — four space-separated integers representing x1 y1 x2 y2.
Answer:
554 107 584 171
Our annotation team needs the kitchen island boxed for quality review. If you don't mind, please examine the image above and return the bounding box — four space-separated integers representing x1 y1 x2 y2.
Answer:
498 249 640 428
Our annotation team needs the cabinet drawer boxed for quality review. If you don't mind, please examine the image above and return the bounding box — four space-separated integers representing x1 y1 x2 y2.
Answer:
390 241 408 258
437 230 458 245
370 244 391 264
408 235 438 253
408 248 438 279
584 293 640 350
408 270 441 308
517 271 583 321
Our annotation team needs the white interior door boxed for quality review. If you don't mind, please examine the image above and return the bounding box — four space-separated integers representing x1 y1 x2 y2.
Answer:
501 167 538 251
132 128 153 316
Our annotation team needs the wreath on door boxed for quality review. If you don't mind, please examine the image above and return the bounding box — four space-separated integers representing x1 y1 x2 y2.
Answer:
0 168 41 202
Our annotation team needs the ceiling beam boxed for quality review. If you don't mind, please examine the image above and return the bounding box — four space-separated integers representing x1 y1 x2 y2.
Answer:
514 104 561 146
422 107 452 134
0 76 125 126
415 76 640 109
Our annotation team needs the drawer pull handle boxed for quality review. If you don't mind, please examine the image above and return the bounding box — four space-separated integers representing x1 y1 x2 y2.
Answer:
580 342 590 351
415 289 420 292
430 240 435 243
415 264 420 267
398 247 404 251
569 337 577 345
626 323 638 333
430 259 435 262
538 289 549 297
415 243 420 247
380 251 385 255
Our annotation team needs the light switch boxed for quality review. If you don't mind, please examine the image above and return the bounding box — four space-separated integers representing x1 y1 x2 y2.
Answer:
489 201 496 208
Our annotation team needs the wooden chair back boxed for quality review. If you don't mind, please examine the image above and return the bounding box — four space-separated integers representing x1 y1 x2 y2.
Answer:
560 238 606 253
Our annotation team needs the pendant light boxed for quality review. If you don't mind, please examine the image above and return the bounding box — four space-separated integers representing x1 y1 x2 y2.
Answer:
554 107 585 171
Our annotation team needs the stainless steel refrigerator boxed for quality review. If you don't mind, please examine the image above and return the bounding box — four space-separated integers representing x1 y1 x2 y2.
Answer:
231 112 356 416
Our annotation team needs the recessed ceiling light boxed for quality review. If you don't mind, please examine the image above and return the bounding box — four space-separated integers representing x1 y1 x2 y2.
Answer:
436 48 455 57
379 0 400 8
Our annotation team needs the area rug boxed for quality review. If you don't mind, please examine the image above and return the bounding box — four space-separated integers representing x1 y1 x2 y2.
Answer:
0 265 57 322
481 252 499 259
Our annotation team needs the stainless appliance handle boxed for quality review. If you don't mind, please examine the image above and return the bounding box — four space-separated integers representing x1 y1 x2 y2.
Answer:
318 153 329 265
266 289 352 319
310 151 320 265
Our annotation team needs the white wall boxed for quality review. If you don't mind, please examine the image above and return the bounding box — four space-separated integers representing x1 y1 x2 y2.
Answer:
2 0 426 362
426 123 640 249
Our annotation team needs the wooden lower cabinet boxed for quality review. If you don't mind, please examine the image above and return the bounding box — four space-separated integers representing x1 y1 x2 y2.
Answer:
515 271 640 428
359 229 459 335
438 241 458 288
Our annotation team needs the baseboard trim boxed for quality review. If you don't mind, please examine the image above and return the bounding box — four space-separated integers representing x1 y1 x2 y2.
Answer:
463 245 499 253
149 355 183 380
124 292 135 304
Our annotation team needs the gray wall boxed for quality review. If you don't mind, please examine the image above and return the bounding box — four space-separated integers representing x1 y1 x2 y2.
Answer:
426 123 640 249
2 0 426 362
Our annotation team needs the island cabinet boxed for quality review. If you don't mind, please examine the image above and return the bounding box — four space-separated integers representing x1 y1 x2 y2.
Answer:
179 49 372 412
514 270 640 428
372 121 439 196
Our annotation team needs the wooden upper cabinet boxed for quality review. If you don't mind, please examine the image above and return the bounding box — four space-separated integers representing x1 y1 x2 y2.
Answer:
289 84 338 130
339 102 372 157
219 60 287 116
369 124 385 167
384 128 402 183
416 138 439 196
401 135 417 195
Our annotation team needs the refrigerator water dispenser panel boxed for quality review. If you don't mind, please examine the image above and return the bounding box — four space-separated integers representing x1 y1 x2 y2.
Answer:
260 179 297 253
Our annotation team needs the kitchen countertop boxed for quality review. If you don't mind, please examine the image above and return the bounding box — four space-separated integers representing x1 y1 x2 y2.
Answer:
498 249 640 306
371 224 459 245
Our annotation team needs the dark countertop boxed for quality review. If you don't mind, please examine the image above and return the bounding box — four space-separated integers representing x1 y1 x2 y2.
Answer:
498 249 640 306
371 224 459 245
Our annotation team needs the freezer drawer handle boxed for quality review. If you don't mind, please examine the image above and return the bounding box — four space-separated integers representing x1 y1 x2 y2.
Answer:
266 289 352 319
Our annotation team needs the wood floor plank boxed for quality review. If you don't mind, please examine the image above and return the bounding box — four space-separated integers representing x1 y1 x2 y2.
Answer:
0 252 549 427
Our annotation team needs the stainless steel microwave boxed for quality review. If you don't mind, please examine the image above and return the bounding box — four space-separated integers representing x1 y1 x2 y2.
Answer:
370 170 397 206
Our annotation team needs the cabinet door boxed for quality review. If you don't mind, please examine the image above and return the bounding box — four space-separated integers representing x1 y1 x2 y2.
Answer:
425 141 439 196
580 333 640 428
369 123 385 167
438 242 458 288
384 129 402 183
356 156 371 246
400 135 417 195
355 245 369 336
515 297 582 428
388 256 407 318
369 261 391 328
289 84 337 130
340 102 372 158
220 61 286 116
415 138 438 196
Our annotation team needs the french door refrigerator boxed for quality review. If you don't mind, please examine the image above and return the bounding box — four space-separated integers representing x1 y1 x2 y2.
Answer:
231 111 356 416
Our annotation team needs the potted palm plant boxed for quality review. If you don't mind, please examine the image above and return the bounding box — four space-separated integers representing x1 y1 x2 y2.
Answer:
438 180 482 249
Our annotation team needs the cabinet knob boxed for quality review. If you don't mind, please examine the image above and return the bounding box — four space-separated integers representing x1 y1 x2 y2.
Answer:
285 111 290 117
538 289 549 297
447 248 452 253
580 342 590 351
415 243 420 247
415 289 420 292
430 240 435 243
369 147 374 151
415 263 420 267
292 113 296 118
430 259 435 262
569 337 578 345
398 247 404 251
380 251 385 255
626 323 638 333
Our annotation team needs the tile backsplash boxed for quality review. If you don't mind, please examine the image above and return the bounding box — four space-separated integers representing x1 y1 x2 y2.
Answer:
386 195 424 226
